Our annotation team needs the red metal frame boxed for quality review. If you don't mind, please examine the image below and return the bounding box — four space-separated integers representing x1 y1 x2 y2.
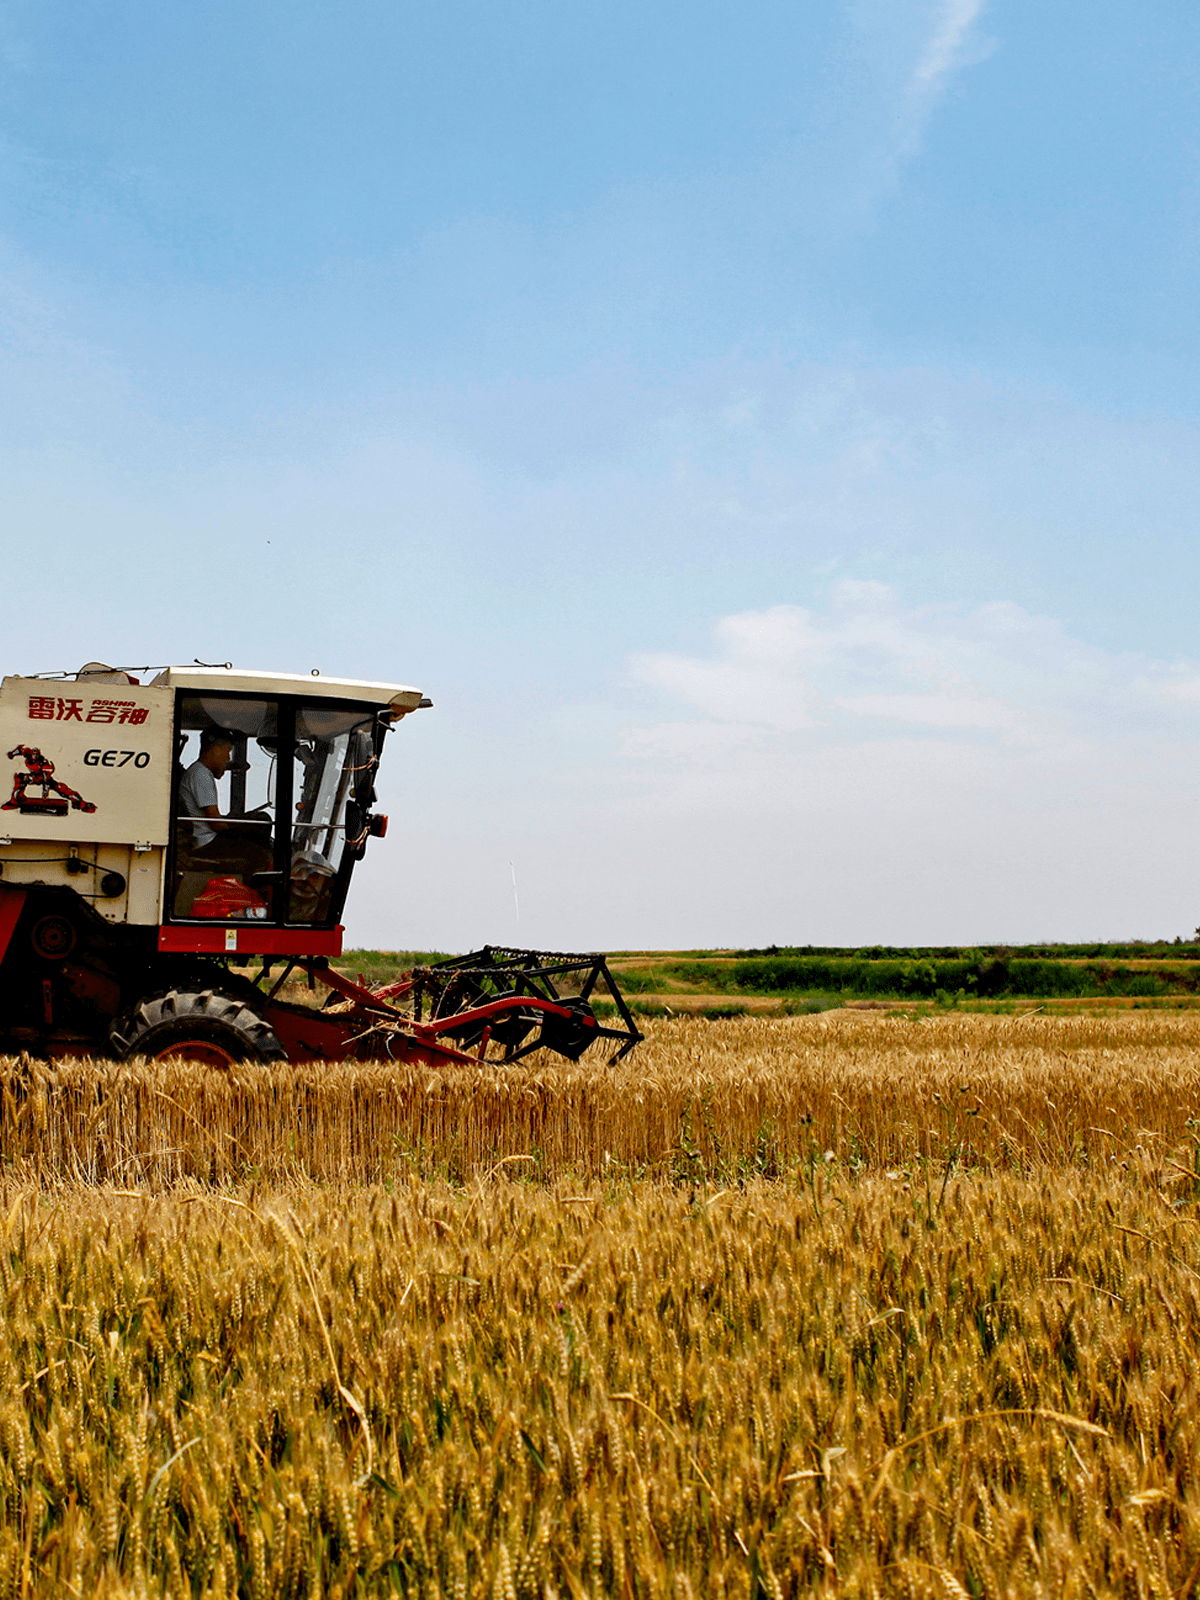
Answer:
258 964 482 1067
409 994 588 1049
261 998 400 1063
313 961 584 1032
158 925 344 957
325 967 592 1040
288 959 596 1065
265 1001 482 1068
0 888 26 965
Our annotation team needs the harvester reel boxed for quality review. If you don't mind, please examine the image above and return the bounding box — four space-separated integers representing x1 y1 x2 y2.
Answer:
111 989 287 1067
407 948 643 1063
533 996 599 1061
429 990 536 1054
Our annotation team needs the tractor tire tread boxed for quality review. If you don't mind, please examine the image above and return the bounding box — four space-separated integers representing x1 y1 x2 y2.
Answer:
110 988 286 1063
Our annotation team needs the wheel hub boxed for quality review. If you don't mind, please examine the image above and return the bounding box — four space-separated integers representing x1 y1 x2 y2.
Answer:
152 1038 237 1068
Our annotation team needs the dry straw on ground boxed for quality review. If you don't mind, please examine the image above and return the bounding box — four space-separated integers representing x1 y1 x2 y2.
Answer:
0 1171 1196 1597
2 1012 1200 1183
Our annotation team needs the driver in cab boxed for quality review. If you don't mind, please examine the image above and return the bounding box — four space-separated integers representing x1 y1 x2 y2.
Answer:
178 727 272 876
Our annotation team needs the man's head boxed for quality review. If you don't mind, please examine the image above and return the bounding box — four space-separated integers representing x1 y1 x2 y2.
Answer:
199 726 234 776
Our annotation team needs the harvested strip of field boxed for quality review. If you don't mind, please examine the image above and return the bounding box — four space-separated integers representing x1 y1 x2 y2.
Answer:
8 1012 1200 1184
0 1172 1196 1597
614 991 783 1012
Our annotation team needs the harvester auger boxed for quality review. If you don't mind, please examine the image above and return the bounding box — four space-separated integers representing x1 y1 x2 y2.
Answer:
0 662 643 1069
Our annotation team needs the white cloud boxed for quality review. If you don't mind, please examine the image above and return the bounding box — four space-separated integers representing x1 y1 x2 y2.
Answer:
835 692 1013 729
634 606 826 732
557 585 1200 944
910 0 986 96
891 0 994 164
1157 676 1200 706
346 581 1200 949
630 581 1175 748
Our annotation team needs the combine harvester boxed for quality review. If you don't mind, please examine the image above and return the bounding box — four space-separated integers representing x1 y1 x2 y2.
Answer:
0 663 641 1068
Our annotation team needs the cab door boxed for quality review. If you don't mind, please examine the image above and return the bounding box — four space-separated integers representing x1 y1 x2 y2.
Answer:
285 701 379 927
169 694 284 921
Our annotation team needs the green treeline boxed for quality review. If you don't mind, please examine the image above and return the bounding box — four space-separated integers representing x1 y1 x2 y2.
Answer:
623 955 1196 1000
736 942 1200 961
733 956 1190 999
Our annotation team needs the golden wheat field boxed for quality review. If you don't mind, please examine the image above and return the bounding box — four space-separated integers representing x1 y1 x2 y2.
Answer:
7 1011 1200 1185
1 1014 1200 1597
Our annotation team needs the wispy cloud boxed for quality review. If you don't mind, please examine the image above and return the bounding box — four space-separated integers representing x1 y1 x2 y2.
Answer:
911 0 985 96
588 585 1200 943
835 0 995 228
896 0 992 159
630 580 1182 749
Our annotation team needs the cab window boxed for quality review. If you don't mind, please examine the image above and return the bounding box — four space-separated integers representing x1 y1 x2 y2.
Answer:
171 695 279 920
288 705 376 924
169 693 380 927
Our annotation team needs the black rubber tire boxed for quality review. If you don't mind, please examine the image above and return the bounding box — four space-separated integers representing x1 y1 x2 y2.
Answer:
110 989 287 1066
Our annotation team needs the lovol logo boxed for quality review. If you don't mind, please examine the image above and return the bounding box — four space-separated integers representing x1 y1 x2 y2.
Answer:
3 745 97 817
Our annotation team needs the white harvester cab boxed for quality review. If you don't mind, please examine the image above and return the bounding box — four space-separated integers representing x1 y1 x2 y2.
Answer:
0 662 424 960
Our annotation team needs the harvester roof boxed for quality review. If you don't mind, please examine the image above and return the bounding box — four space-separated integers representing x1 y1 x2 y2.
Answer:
149 665 426 716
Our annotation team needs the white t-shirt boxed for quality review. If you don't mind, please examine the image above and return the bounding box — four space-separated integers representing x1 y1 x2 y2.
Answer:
179 760 219 848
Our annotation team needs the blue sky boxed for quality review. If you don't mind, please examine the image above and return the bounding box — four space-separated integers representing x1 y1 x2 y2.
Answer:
3 1 1199 947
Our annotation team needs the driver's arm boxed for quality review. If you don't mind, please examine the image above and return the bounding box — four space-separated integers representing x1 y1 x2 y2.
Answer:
201 804 269 830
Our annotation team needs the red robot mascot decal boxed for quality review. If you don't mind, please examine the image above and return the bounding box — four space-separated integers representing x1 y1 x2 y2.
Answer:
3 746 97 816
